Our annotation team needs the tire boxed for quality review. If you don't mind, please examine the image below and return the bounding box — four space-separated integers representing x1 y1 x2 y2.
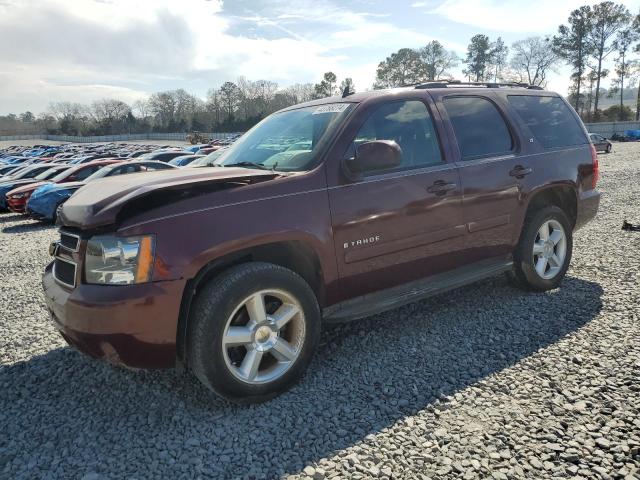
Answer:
606 144 612 153
510 206 573 292
187 262 321 403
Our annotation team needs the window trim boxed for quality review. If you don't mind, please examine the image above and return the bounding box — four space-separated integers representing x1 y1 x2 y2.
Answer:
442 94 517 161
342 98 446 178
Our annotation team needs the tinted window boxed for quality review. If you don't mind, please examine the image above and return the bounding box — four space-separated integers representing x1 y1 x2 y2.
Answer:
443 96 513 159
507 95 587 149
348 100 442 172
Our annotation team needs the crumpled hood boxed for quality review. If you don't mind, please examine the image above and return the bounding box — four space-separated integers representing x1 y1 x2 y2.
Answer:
59 167 278 229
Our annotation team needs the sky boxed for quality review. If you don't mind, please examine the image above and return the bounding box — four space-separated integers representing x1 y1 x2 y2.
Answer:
0 0 638 115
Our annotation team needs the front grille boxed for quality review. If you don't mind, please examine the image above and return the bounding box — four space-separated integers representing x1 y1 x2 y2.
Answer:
60 231 80 252
53 257 76 288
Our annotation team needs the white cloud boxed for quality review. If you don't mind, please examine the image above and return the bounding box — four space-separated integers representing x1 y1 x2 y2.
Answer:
430 0 639 34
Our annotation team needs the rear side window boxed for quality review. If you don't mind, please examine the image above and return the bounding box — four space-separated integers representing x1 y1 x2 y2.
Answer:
507 95 587 149
443 96 513 159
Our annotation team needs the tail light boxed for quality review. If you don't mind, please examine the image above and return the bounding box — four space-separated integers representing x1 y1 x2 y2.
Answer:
590 144 599 189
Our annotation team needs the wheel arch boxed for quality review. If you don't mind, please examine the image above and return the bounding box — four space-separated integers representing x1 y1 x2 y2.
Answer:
175 240 325 367
523 183 578 229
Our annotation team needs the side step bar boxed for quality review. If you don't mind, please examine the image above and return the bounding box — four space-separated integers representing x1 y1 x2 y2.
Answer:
323 257 513 323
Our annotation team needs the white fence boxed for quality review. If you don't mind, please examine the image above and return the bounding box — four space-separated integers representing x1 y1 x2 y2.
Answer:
583 121 640 137
0 132 241 143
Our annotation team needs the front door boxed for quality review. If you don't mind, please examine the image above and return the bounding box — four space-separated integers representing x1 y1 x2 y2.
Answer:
328 98 466 300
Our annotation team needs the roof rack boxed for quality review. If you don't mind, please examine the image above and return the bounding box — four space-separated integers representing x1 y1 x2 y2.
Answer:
413 80 544 90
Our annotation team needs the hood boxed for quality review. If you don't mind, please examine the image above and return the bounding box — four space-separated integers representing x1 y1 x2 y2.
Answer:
6 181 49 195
59 167 279 230
0 178 37 190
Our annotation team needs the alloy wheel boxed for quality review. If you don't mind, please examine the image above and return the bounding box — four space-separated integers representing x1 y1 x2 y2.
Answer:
222 289 306 385
532 219 567 280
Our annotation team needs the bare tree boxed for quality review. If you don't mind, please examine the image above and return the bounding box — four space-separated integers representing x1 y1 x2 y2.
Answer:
510 37 559 86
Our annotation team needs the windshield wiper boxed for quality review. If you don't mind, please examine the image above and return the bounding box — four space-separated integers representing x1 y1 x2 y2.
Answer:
224 161 271 170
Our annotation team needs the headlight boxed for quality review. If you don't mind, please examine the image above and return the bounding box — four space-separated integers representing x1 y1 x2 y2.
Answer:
84 235 155 285
10 192 28 199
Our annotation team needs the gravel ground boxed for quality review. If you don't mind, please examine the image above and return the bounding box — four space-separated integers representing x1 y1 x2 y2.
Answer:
1 143 639 480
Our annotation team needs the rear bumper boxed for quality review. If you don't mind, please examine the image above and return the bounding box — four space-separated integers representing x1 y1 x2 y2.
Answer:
575 189 600 231
42 262 186 368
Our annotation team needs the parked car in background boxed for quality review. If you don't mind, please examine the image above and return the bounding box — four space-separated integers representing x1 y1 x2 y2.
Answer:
0 165 22 177
139 150 190 162
0 165 71 210
168 154 203 167
5 165 74 213
27 161 176 222
589 133 612 153
188 148 229 167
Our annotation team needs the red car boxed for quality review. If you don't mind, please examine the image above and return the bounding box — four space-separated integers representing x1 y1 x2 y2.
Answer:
6 160 120 213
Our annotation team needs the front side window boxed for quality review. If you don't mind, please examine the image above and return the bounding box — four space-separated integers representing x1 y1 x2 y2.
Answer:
443 96 513 160
215 103 354 172
347 100 443 172
507 95 587 149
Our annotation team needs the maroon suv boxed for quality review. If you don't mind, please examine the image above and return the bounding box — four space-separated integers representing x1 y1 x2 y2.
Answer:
43 82 600 403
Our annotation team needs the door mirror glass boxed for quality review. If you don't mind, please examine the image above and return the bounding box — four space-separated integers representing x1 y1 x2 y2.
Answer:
345 140 402 175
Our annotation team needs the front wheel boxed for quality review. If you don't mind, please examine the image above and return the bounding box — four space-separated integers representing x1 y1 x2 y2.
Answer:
188 262 321 403
509 206 573 292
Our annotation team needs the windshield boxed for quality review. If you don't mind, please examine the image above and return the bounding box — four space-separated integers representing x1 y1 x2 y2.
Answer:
84 166 115 181
51 166 80 182
35 167 63 180
215 103 354 171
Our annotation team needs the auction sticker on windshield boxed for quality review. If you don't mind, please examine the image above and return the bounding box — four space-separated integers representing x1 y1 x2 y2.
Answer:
313 103 351 115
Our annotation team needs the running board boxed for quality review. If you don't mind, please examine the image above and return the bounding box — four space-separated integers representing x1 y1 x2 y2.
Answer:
323 257 513 323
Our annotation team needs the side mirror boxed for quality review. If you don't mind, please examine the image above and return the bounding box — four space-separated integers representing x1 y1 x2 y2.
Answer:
344 140 402 179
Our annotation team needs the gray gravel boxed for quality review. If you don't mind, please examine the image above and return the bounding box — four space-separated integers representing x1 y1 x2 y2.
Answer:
1 143 639 479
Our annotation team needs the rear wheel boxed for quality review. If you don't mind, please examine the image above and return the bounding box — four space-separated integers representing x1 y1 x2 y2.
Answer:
606 144 612 153
509 206 573 291
188 262 321 403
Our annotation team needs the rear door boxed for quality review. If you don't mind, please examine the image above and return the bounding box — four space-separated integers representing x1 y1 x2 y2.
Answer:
436 93 525 262
327 97 466 298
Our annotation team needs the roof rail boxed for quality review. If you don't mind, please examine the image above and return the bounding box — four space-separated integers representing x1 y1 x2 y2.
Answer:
413 80 544 90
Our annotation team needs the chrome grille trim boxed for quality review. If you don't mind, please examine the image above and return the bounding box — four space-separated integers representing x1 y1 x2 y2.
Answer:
53 257 77 289
59 230 80 252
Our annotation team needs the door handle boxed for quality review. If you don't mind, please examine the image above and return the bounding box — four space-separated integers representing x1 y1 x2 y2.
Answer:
509 165 533 178
427 180 457 195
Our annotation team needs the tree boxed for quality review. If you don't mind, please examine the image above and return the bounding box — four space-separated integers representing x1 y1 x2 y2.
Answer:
132 99 151 119
633 12 640 119
554 6 594 112
419 40 459 80
464 34 492 81
340 77 356 94
19 111 35 123
587 1 631 120
489 37 509 81
610 27 639 119
510 37 559 86
219 82 241 123
314 72 339 98
374 48 424 88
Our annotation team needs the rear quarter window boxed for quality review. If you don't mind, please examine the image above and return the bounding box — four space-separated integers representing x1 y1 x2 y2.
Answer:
507 95 587 149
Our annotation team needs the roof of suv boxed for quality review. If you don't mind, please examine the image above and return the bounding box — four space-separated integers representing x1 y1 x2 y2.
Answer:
283 82 556 112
